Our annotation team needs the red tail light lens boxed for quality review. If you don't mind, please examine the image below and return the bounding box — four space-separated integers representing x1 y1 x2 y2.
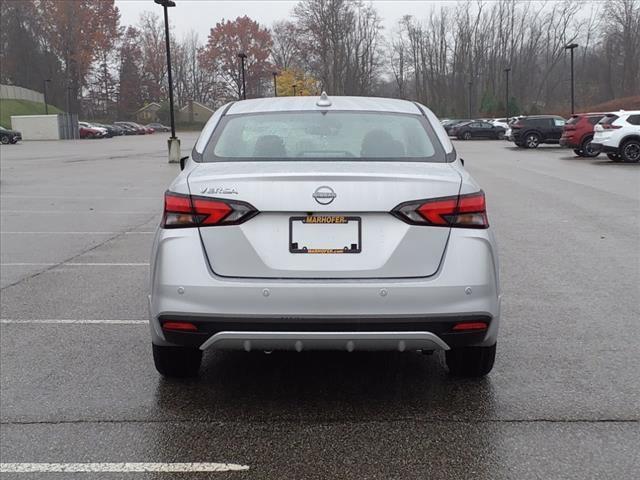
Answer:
452 322 488 332
163 191 257 228
162 321 198 332
601 124 622 130
393 191 489 228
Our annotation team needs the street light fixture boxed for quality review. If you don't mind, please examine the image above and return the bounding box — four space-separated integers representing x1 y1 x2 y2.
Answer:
504 67 511 119
154 0 180 163
43 79 51 115
238 53 247 100
565 43 579 114
272 71 278 97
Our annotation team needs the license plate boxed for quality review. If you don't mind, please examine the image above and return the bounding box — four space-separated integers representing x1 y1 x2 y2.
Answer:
289 215 362 254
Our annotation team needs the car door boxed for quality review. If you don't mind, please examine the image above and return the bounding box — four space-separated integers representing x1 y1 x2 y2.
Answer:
479 122 494 138
551 118 565 141
468 122 481 138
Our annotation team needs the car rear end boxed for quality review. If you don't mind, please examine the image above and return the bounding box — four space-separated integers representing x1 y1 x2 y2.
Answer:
560 115 585 148
149 96 501 378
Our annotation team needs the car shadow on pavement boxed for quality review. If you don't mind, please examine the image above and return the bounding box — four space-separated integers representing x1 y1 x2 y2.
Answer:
153 350 497 422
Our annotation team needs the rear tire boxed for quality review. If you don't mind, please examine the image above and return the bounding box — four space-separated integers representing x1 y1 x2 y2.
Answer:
607 153 620 161
573 149 584 157
445 343 496 377
0 135 9 144
497 132 505 140
524 133 540 149
580 137 600 158
462 132 472 140
620 139 640 163
153 344 202 378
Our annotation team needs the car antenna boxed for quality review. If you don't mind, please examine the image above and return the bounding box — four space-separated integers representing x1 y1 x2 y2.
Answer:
316 91 332 107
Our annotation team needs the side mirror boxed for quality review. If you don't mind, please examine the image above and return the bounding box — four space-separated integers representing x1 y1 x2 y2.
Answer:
179 156 189 171
460 158 465 166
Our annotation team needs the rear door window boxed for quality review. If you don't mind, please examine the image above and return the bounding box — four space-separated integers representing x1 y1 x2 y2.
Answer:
626 115 640 126
588 116 605 125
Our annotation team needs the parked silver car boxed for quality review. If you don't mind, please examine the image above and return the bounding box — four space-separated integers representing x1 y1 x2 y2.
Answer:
149 94 501 378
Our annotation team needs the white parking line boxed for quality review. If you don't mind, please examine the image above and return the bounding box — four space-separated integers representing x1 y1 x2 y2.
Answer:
0 319 147 325
0 462 249 473
0 232 155 235
1 263 149 266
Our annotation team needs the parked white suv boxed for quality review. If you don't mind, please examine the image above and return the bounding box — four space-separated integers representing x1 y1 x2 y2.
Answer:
592 111 640 163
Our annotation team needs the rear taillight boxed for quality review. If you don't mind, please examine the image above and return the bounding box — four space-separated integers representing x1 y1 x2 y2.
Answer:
601 124 621 130
392 191 489 229
162 191 257 228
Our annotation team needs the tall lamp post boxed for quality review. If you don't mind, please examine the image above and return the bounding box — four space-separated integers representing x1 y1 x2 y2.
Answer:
154 0 180 163
43 79 51 114
504 67 511 120
272 71 278 97
292 84 297 96
565 43 578 114
467 80 473 118
238 53 247 100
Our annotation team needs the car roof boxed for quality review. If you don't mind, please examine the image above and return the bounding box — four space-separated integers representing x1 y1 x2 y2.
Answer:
226 96 422 115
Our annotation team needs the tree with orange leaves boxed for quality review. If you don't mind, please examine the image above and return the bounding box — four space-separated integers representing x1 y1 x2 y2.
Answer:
200 16 273 100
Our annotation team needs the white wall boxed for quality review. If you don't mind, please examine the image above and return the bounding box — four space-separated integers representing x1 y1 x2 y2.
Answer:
11 115 61 140
0 84 44 103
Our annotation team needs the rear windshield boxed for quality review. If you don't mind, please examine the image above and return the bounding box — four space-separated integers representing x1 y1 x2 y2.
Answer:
201 111 445 162
600 114 619 125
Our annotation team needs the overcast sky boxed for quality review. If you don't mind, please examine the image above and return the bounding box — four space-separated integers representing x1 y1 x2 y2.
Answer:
115 0 452 39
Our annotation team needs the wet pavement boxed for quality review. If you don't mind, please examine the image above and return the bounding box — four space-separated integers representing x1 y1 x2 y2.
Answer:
1 134 639 478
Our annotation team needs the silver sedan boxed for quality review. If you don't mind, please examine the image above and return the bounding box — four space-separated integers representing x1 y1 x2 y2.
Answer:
149 94 501 378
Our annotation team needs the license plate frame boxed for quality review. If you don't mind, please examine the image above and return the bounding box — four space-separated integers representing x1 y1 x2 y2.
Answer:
289 215 362 254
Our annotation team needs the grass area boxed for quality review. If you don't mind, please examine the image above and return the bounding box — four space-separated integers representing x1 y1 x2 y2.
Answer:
0 99 62 128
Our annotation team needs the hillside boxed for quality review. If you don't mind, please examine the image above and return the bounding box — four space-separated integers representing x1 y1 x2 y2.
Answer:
0 99 62 128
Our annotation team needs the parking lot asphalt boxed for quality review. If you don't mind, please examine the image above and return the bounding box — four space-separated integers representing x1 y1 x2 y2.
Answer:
1 134 639 479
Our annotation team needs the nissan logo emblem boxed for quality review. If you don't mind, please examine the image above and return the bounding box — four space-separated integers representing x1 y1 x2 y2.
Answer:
312 186 337 205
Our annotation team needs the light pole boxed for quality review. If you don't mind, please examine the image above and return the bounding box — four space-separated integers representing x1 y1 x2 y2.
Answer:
238 53 247 100
43 79 51 114
467 80 473 118
504 67 511 120
272 71 278 97
154 0 180 163
292 84 297 96
565 43 578 114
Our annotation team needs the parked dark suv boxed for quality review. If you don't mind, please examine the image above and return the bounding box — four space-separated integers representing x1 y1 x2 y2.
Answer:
511 115 566 148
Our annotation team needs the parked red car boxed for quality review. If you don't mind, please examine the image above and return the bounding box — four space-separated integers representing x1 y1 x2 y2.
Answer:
560 112 606 157
79 124 106 139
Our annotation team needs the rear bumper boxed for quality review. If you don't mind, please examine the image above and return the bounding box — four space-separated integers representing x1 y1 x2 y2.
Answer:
559 137 579 148
149 227 501 350
591 143 618 154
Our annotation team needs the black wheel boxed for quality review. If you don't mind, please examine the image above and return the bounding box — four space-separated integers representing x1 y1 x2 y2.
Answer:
445 343 496 377
607 153 620 161
573 149 584 157
153 344 202 378
580 137 600 158
514 141 525 148
524 132 540 149
620 139 640 163
497 131 505 140
0 135 9 144
462 131 472 140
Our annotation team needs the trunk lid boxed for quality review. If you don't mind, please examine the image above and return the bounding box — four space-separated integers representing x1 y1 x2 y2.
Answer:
189 161 462 279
